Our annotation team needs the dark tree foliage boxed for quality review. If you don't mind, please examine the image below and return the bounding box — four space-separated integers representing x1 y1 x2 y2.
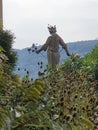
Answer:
0 30 17 71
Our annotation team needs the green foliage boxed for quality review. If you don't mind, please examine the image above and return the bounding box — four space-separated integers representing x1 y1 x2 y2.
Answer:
0 29 17 70
0 44 98 130
82 43 98 79
0 108 10 129
38 65 96 130
0 48 19 129
11 78 47 130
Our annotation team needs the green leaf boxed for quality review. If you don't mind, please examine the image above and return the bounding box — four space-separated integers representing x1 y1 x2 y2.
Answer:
0 46 3 52
80 116 94 128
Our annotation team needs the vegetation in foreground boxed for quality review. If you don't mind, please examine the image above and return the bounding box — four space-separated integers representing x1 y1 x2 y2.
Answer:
0 29 98 130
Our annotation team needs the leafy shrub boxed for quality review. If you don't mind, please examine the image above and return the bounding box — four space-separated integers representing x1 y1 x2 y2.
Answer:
82 44 98 80
0 44 98 130
38 60 97 130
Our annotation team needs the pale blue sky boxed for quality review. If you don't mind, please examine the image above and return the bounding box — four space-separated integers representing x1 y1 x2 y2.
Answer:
3 0 98 49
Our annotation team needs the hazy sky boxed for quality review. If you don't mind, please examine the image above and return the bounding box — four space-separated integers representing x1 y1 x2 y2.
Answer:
3 0 98 49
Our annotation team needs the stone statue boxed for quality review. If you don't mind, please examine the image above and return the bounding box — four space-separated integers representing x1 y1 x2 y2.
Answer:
36 25 70 69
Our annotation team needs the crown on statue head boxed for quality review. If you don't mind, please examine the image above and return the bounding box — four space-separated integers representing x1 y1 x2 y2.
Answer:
47 24 57 33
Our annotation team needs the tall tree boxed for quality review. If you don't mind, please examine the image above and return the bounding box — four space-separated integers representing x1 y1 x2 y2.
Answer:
0 30 17 71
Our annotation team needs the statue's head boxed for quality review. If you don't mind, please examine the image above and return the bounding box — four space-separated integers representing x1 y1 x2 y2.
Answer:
47 25 57 34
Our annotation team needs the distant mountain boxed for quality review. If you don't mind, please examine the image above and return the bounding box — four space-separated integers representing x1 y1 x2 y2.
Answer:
14 40 98 79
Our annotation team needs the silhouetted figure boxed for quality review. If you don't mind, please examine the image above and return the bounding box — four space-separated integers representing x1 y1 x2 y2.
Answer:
36 25 70 69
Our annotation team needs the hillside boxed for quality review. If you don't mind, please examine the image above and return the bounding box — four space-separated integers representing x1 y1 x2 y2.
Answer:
14 40 98 79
